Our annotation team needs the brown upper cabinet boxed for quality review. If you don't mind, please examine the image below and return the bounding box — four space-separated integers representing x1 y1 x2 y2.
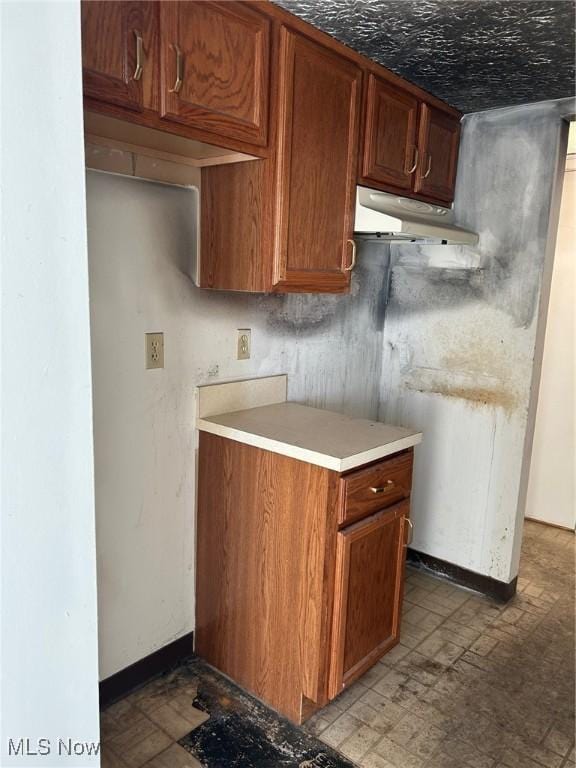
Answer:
81 0 271 157
81 1 463 293
200 24 362 294
159 2 271 147
359 73 461 204
81 1 148 112
272 28 361 292
360 74 420 194
414 103 461 204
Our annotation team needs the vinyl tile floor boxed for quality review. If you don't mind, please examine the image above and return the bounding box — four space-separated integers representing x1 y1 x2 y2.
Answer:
101 521 575 768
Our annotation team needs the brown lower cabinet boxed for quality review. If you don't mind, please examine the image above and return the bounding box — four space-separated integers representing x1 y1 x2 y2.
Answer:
196 432 413 723
329 501 408 698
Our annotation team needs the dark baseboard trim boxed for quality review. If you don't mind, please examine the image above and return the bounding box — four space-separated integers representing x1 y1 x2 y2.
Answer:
99 631 194 709
406 549 517 603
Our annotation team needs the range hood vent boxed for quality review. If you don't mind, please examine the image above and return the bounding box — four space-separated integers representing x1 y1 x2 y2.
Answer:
354 187 478 246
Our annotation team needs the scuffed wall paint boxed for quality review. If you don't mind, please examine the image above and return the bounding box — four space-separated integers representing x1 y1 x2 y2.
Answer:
87 171 389 677
90 97 571 675
379 99 573 584
176 236 389 419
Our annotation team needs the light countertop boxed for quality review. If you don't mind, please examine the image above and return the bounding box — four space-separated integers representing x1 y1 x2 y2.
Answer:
197 398 422 473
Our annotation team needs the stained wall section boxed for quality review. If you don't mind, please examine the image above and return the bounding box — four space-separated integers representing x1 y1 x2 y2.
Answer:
90 97 573 680
87 171 387 678
379 99 572 584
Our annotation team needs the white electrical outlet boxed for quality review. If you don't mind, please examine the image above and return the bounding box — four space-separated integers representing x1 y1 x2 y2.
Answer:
146 332 164 369
237 329 251 360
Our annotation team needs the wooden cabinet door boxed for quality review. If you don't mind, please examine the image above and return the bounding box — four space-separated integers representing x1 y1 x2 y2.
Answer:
273 28 362 293
360 74 419 193
329 501 409 698
81 1 146 112
159 1 270 147
414 104 460 204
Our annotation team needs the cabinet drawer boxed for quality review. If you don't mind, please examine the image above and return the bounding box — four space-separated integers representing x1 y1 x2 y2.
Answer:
340 451 413 526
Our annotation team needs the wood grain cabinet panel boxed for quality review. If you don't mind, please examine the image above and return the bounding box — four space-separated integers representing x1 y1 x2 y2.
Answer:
159 1 270 146
272 27 362 292
329 501 409 698
200 25 362 294
197 432 414 723
200 159 273 291
358 74 462 205
414 103 461 203
360 74 419 193
196 432 340 724
82 1 464 292
81 1 148 111
340 451 413 527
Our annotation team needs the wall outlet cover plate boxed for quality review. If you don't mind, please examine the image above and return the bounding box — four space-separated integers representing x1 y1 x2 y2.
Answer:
237 329 251 360
146 332 164 369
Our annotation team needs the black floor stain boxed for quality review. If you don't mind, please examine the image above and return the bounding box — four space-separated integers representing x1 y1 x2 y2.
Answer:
178 658 354 768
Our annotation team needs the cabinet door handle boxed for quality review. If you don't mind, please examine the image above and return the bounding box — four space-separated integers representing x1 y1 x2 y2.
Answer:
133 31 143 81
407 146 419 174
423 154 432 179
344 238 357 272
169 44 184 93
404 517 414 547
370 480 395 494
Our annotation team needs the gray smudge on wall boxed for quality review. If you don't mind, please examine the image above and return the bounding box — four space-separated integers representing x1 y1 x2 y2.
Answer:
88 170 391 422
188 237 390 418
389 98 572 331
88 172 393 676
382 99 572 412
378 97 573 582
454 100 571 329
260 239 389 335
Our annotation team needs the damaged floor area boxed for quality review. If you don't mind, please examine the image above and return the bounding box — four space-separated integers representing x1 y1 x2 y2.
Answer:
101 521 575 768
100 659 355 768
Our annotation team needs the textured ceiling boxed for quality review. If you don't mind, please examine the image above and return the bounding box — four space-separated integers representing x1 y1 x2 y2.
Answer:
273 0 575 113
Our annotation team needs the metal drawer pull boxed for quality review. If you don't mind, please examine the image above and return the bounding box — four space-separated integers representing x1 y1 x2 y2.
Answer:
169 44 184 93
404 517 414 547
407 146 419 174
423 154 432 179
370 480 395 494
133 31 143 81
345 238 357 272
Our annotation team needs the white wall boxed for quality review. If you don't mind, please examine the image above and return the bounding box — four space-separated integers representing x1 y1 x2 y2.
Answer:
86 171 388 679
380 100 572 585
0 2 100 765
525 153 576 529
89 101 574 680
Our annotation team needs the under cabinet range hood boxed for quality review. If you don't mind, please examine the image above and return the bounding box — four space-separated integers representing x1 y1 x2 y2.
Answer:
354 187 479 245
